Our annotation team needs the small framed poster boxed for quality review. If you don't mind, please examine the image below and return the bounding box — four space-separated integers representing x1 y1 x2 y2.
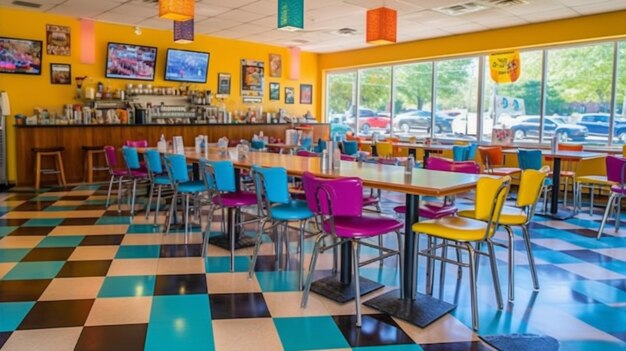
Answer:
217 72 231 97
300 84 312 104
50 63 71 84
269 53 281 78
269 82 280 100
285 87 294 104
46 24 70 56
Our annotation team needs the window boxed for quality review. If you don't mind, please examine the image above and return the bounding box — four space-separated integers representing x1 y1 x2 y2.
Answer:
358 67 392 136
392 62 433 138
616 41 626 143
326 72 357 139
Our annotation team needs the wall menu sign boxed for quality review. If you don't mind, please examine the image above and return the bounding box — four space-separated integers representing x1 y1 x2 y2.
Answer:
489 50 520 84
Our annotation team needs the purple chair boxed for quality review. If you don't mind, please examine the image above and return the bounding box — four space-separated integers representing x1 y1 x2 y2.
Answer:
296 150 319 157
300 172 403 327
121 146 150 216
597 156 626 239
104 146 130 212
125 140 149 148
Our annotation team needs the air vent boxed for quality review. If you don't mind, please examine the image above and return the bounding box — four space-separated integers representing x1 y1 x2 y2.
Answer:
480 0 530 7
434 2 488 16
332 28 357 36
11 0 42 8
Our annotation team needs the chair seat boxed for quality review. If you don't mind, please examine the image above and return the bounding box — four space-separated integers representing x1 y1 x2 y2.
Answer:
457 205 527 226
412 216 488 242
576 175 615 186
130 170 148 177
362 196 379 207
82 145 104 151
270 200 314 221
213 191 257 207
323 216 402 238
111 168 129 177
393 203 457 219
490 167 521 176
32 147 64 153
153 175 170 185
178 180 207 193
611 185 626 194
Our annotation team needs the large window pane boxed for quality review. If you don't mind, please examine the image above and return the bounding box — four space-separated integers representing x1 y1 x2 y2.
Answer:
435 57 479 140
616 41 626 143
326 72 357 139
483 50 543 143
357 67 392 137
545 43 614 144
392 62 433 139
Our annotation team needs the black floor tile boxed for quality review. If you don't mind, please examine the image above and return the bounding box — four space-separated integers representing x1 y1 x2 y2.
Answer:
21 247 75 262
77 204 108 211
0 280 51 302
61 195 90 201
80 235 124 246
0 332 10 348
104 210 132 216
421 341 492 351
562 249 615 263
159 244 203 258
0 218 29 226
61 218 100 226
7 226 55 237
153 274 208 296
569 228 603 238
599 279 626 292
18 299 94 329
333 314 415 348
57 260 112 278
253 255 300 272
75 324 148 351
610 332 626 342
12 201 55 211
209 293 271 320
5 194 36 201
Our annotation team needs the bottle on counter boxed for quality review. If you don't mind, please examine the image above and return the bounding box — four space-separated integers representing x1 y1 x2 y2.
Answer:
157 134 167 153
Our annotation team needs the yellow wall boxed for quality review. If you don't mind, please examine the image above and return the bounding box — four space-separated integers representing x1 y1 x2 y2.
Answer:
0 7 319 182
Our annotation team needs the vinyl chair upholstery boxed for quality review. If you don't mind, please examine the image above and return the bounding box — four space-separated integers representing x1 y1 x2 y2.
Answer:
597 156 626 239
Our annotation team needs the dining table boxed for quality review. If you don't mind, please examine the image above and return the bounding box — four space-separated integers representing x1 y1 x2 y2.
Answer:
503 148 604 219
169 147 483 327
360 140 454 165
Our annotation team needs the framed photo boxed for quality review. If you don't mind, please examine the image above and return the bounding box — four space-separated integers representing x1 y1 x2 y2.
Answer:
300 84 312 104
0 37 43 75
217 72 231 97
269 82 280 100
285 87 295 104
269 53 281 78
241 59 264 103
46 24 70 56
50 63 71 84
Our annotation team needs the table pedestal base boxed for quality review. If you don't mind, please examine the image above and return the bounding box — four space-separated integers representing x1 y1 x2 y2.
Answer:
311 275 383 303
208 235 256 250
364 289 456 328
535 209 575 220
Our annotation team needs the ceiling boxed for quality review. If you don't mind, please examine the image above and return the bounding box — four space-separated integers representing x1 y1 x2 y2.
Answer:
2 0 626 53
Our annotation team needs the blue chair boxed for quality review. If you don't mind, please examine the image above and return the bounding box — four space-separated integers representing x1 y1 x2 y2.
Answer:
300 137 313 151
144 149 172 225
251 140 266 151
249 165 314 290
517 149 552 211
452 145 469 161
121 146 149 216
163 154 207 239
467 143 477 160
202 160 258 266
313 139 327 153
342 140 359 156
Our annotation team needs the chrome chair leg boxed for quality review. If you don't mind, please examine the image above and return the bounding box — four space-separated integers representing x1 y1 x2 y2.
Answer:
145 183 154 220
590 185 596 216
616 199 621 233
130 179 138 216
522 225 539 290
439 240 448 299
487 240 503 310
248 218 268 279
106 176 115 207
466 243 479 331
394 230 404 295
298 220 306 290
301 234 325 308
154 185 162 225
230 208 237 272
352 240 362 328
184 194 190 243
598 192 617 240
426 237 435 296
504 225 515 302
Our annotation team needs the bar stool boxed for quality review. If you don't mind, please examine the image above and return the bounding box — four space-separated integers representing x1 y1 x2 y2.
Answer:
82 146 107 183
32 147 67 191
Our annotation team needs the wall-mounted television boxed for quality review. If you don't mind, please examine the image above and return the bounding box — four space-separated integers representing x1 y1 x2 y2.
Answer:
105 42 157 81
164 48 210 84
0 36 43 75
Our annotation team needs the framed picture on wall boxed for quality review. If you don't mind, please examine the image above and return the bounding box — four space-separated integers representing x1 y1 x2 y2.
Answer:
50 63 71 84
46 24 70 56
269 54 281 78
300 84 312 104
285 87 294 104
269 82 280 100
217 72 231 97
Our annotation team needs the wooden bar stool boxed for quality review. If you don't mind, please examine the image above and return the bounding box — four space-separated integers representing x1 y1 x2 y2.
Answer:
32 147 67 191
82 146 107 183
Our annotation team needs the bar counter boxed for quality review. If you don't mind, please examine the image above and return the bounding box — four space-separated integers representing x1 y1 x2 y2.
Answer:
15 123 329 186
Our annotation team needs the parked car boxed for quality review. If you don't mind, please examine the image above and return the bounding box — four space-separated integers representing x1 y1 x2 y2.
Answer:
576 113 626 142
344 107 391 133
393 110 454 134
511 116 588 141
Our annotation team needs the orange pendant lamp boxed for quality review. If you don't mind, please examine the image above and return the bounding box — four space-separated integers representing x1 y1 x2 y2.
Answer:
159 0 194 21
366 7 397 45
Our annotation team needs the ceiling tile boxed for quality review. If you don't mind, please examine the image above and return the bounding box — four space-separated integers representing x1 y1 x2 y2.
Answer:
195 17 242 33
215 8 266 22
95 12 147 25
501 0 566 15
46 0 121 18
519 7 579 22
137 17 175 30
239 0 276 16
199 0 257 9
573 1 626 15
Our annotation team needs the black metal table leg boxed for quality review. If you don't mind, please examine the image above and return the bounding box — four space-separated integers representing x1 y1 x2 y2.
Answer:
536 156 574 220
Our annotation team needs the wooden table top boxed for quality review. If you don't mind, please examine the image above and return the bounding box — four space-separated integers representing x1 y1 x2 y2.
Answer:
502 148 604 160
358 140 454 151
181 148 482 197
265 143 300 149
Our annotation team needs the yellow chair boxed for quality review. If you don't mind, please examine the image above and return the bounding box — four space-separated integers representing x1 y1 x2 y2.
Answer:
412 176 511 331
574 156 614 215
376 141 394 158
457 170 546 302
623 145 626 157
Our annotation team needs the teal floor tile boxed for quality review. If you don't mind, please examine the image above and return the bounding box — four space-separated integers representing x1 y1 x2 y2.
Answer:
205 256 250 273
96 216 133 225
561 304 626 333
560 340 626 351
127 224 162 234
3 261 65 280
37 236 85 248
150 295 211 323
23 218 64 227
115 245 160 259
84 199 107 205
361 266 401 287
274 316 350 351
569 280 626 305
0 302 35 331
144 320 215 351
0 249 29 263
534 250 585 264
98 275 156 298
74 184 102 190
0 227 18 237
255 271 301 292
44 206 78 212
31 196 61 202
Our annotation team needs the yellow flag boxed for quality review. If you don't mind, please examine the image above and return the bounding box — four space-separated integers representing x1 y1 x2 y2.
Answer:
489 51 521 83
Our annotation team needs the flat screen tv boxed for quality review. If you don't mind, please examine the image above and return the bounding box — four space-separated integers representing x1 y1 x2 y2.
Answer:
0 36 43 75
164 48 210 83
105 42 157 81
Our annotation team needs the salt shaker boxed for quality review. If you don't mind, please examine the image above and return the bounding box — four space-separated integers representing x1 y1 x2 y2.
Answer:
405 156 415 174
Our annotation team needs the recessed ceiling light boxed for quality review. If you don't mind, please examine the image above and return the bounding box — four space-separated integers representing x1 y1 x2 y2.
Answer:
332 28 357 36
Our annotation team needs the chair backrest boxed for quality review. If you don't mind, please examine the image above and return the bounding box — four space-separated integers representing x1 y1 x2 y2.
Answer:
314 139 327 153
376 142 393 157
342 140 359 156
302 172 363 217
125 140 148 148
300 137 312 150
452 145 470 161
144 149 163 174
475 176 511 239
623 145 626 158
467 143 477 160
163 154 190 184
103 146 118 169
454 160 481 174
251 165 290 204
426 156 480 174
121 146 141 171
250 140 266 151
605 155 626 184
516 169 548 208
558 143 583 152
297 150 319 157
518 149 543 170
202 160 236 192
478 146 504 169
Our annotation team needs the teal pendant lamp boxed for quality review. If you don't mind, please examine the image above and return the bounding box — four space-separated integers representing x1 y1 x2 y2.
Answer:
278 0 303 31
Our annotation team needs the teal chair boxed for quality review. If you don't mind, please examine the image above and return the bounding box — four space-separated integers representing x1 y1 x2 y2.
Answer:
144 149 172 225
517 149 552 211
342 140 359 156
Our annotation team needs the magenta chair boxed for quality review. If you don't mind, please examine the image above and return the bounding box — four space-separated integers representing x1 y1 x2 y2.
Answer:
125 140 148 148
300 172 403 327
104 146 130 212
597 156 626 239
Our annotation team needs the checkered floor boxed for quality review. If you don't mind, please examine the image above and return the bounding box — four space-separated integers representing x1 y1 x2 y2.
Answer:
1 183 626 351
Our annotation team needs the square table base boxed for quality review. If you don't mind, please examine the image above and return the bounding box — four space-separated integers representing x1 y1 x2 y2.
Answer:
535 209 575 220
311 275 384 303
208 235 256 250
364 289 456 328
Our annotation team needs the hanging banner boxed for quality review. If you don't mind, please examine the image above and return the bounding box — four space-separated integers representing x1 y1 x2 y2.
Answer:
489 50 521 83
